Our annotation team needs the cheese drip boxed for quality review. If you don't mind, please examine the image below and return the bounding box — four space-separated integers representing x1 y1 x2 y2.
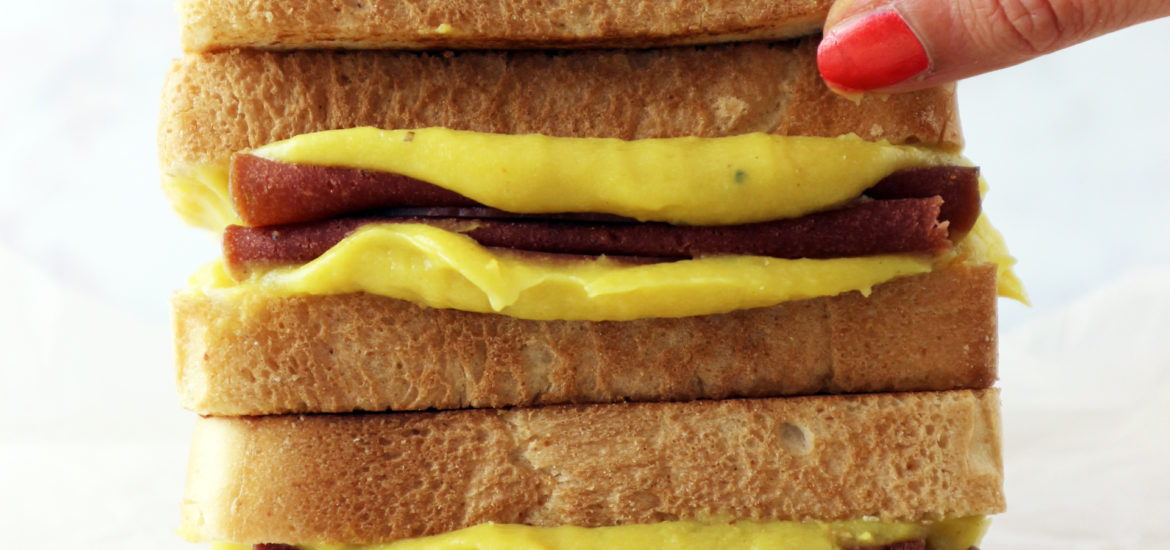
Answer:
163 128 962 231
207 516 988 550
187 214 1022 322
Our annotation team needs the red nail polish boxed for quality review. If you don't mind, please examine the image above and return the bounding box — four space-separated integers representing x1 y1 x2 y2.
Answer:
817 9 929 92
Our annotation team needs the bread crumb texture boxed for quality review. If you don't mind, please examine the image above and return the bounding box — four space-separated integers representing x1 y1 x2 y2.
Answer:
181 390 1004 544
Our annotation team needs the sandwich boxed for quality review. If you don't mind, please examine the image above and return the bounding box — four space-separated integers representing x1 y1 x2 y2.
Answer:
162 40 1021 416
160 3 1020 550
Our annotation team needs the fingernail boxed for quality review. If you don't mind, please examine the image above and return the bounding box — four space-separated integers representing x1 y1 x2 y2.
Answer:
817 9 929 92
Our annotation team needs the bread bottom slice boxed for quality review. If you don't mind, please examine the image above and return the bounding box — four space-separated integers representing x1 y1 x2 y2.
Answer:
180 389 1004 545
174 263 997 415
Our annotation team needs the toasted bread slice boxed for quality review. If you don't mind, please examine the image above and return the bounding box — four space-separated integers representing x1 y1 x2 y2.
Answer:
174 263 997 415
178 0 834 52
181 389 1004 545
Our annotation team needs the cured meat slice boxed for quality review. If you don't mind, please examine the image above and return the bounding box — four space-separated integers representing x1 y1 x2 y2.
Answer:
231 154 477 227
866 166 981 239
223 198 951 278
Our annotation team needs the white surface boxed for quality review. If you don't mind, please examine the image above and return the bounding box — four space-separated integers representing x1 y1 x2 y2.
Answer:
0 1 1167 548
989 269 1170 550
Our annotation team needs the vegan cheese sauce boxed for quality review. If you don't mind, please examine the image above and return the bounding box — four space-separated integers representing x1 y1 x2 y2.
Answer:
165 128 963 230
206 516 988 550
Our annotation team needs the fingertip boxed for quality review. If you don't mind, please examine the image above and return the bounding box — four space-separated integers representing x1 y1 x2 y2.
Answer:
817 8 930 93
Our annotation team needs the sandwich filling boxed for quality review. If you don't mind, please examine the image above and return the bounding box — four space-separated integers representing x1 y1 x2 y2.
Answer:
178 128 1023 321
205 516 988 550
168 127 966 230
221 162 981 276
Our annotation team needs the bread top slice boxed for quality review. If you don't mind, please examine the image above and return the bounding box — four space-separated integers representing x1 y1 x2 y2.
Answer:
158 38 962 172
181 390 1004 545
178 0 833 52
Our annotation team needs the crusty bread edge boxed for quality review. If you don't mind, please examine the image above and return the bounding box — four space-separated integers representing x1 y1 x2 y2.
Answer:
183 21 826 53
180 389 1004 544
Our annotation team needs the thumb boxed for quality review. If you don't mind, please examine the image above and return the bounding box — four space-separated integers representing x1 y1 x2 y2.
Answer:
817 0 1170 93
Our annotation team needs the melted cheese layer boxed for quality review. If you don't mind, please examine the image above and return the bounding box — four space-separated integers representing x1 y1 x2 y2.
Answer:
188 214 1022 321
208 516 988 550
164 128 962 231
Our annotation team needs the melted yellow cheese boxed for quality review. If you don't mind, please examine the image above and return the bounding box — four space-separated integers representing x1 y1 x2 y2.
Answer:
959 213 1028 305
188 213 1022 321
207 516 987 550
164 162 236 231
163 128 962 231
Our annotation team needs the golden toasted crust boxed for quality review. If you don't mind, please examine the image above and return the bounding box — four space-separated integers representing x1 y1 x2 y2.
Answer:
173 263 996 415
158 38 962 172
178 0 833 52
181 390 1004 544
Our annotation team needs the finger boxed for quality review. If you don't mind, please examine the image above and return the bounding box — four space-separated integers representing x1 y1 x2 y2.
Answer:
818 0 1170 93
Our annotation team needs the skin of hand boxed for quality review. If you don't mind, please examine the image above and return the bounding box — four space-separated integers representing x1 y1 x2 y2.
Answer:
817 0 1170 93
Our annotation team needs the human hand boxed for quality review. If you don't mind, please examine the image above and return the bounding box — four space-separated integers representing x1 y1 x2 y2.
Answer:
817 0 1170 93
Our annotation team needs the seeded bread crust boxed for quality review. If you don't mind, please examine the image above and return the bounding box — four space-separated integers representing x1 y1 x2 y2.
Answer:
180 390 1004 545
178 0 833 52
158 38 962 174
173 262 996 415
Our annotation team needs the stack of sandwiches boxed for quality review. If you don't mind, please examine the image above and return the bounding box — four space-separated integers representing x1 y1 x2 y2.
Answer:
160 1 1024 549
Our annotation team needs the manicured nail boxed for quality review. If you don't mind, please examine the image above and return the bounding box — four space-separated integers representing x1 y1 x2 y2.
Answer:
817 9 929 92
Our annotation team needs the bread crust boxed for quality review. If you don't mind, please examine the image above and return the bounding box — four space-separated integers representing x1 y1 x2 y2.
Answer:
181 390 1004 544
158 38 962 172
178 0 833 52
174 263 997 415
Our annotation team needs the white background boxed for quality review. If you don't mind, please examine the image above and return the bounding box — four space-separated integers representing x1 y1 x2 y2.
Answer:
1 2 1168 548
